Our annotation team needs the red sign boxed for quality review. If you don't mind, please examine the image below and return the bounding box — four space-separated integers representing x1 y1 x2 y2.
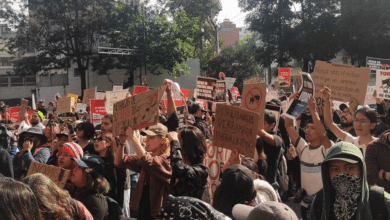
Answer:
133 86 149 95
7 107 35 123
90 99 107 127
162 88 190 108
278 68 291 87
230 87 240 101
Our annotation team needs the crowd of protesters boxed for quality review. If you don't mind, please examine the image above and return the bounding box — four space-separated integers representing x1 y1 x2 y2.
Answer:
1 77 390 220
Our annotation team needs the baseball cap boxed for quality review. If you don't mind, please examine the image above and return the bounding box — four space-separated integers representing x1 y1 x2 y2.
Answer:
140 123 168 137
233 202 299 220
186 114 196 125
339 103 349 111
222 164 254 199
72 154 105 175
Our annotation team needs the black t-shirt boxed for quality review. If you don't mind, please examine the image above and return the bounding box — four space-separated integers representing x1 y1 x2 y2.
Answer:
82 141 99 156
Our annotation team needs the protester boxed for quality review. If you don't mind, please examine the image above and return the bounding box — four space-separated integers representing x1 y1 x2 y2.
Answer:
167 125 209 199
366 129 390 193
29 111 46 131
0 144 13 178
75 122 97 155
115 123 172 220
311 141 390 220
13 127 50 180
71 154 110 220
23 173 93 220
0 180 43 220
213 164 257 218
285 97 333 220
323 87 377 157
37 100 48 116
188 101 211 140
47 101 55 114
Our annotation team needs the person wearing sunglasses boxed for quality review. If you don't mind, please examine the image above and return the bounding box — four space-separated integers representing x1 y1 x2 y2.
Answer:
75 122 97 155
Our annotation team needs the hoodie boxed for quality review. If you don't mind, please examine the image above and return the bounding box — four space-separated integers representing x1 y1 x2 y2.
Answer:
311 141 390 220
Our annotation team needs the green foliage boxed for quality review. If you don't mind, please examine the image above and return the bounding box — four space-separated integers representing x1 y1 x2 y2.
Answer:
206 34 265 92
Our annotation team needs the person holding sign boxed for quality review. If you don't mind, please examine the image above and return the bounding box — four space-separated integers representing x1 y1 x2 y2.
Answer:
115 124 172 220
322 87 377 158
285 97 333 220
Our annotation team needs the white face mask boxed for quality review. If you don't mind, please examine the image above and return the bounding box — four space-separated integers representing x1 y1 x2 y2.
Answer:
331 173 362 220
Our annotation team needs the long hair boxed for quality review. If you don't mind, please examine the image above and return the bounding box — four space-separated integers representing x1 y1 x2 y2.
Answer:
84 168 110 195
76 122 95 140
23 173 75 220
256 138 267 160
0 181 43 220
178 126 207 165
95 131 115 161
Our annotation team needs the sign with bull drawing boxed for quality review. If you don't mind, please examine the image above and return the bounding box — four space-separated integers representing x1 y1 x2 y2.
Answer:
240 82 267 130
376 70 390 99
112 89 159 136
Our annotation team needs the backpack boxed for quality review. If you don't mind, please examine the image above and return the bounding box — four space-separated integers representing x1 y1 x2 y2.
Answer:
276 153 289 193
104 196 123 220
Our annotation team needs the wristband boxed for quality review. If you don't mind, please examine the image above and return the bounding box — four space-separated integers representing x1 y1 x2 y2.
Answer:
383 171 387 181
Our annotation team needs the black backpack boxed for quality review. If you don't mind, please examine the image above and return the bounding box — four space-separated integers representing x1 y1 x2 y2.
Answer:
104 196 123 220
276 150 289 193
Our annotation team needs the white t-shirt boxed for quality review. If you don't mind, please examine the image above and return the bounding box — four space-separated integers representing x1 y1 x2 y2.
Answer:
345 133 378 158
297 138 332 197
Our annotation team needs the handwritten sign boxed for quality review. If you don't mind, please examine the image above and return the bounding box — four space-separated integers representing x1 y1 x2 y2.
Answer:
196 77 217 101
57 97 74 113
96 91 106 100
312 61 370 105
83 87 96 105
67 93 78 107
240 82 267 130
213 104 259 158
203 142 231 203
105 90 128 114
112 89 159 136
90 99 106 127
26 161 70 188
278 68 291 87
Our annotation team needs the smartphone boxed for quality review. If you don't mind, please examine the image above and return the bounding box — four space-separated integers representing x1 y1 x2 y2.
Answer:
67 124 75 134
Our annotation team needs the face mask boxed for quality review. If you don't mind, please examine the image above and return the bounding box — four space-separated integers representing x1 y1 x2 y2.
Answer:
331 173 362 220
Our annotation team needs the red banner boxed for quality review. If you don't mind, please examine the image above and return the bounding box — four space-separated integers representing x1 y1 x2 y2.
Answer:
133 86 149 95
6 107 35 124
162 88 190 108
90 99 107 127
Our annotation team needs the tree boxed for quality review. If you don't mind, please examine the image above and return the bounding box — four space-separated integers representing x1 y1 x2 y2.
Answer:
207 34 265 92
3 0 113 95
92 1 200 87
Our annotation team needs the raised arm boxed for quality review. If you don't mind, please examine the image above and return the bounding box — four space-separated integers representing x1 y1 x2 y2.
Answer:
165 80 176 118
322 87 348 141
308 97 332 149
284 116 299 145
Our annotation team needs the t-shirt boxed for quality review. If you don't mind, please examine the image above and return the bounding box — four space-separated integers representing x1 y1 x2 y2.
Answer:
297 137 332 197
345 133 378 158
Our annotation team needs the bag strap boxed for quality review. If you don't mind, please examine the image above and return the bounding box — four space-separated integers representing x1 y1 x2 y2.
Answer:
370 185 388 220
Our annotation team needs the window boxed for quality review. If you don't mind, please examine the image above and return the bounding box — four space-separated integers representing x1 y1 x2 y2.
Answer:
11 77 23 86
25 76 36 86
0 77 8 87
74 68 80 77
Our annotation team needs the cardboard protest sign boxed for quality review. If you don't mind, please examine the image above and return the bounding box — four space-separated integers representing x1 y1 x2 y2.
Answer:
133 86 149 95
19 99 28 121
225 77 236 90
105 90 128 114
202 141 231 203
112 89 159 136
96 91 106 100
375 70 390 99
230 87 240 102
82 87 96 105
76 103 87 114
312 61 370 105
67 93 78 107
278 68 291 87
285 72 314 119
27 161 70 188
240 82 267 130
213 104 259 158
365 86 376 105
90 99 106 127
196 77 217 101
113 84 123 91
266 90 278 102
57 97 74 113
244 76 262 84
265 104 282 133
